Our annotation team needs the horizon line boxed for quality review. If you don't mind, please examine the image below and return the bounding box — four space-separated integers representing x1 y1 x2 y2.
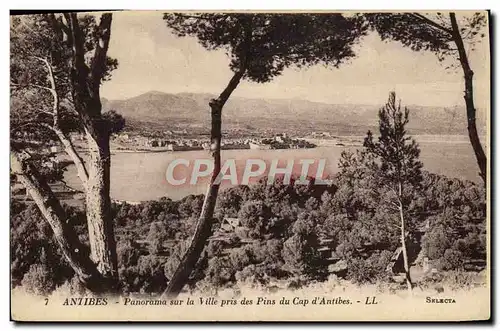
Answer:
101 90 466 109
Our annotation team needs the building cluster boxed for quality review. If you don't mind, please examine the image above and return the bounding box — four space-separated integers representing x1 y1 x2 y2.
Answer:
310 131 333 138
249 133 316 150
112 132 316 151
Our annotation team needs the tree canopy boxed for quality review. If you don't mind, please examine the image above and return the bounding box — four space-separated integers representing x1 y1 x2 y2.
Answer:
364 12 487 64
10 14 121 146
164 13 368 83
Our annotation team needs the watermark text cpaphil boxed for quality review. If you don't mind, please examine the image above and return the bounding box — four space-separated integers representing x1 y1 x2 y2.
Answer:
165 158 333 186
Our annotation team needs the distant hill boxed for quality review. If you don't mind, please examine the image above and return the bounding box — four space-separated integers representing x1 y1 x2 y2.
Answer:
102 91 488 136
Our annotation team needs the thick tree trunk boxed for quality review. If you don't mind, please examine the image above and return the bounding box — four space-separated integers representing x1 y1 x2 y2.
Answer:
163 68 246 298
449 13 487 184
84 129 118 291
11 151 107 293
65 13 119 292
398 183 413 296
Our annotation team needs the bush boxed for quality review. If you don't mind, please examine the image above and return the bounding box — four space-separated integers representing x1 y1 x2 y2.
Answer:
21 264 56 296
146 222 169 255
206 240 224 258
136 255 168 293
439 249 463 271
164 240 189 281
347 250 392 284
422 225 453 260
442 271 484 290
57 275 91 296
228 246 253 272
205 256 233 287
238 200 273 235
11 204 74 289
235 264 270 285
282 233 325 279
117 239 142 267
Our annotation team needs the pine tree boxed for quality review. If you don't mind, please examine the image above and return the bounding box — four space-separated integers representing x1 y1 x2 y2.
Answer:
161 13 367 297
10 13 121 293
363 92 423 295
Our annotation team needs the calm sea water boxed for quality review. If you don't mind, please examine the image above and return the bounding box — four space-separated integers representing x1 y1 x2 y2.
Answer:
63 138 483 202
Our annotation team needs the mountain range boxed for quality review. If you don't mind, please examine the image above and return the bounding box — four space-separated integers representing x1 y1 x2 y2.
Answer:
101 91 487 136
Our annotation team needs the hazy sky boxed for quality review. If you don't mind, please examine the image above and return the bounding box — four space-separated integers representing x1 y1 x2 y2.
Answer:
101 11 490 109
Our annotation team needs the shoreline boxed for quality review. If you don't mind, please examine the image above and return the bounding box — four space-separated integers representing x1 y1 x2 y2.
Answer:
107 134 478 154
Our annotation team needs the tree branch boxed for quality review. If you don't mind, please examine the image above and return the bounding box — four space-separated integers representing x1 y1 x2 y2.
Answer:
36 56 90 188
48 13 71 44
215 20 252 107
65 12 102 141
410 13 453 36
68 13 88 75
389 200 400 209
32 56 59 116
90 13 113 86
53 128 89 189
169 14 209 20
10 82 52 92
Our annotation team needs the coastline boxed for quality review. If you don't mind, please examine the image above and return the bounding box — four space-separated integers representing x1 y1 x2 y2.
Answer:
108 134 478 154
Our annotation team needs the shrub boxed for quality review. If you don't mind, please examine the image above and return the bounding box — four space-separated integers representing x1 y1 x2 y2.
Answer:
442 270 484 290
205 256 233 287
21 264 56 296
117 239 142 267
439 249 463 271
146 222 169 255
228 246 254 272
136 255 168 293
238 200 273 235
422 225 453 260
282 233 326 279
235 264 270 285
164 240 189 281
347 250 392 284
206 240 224 258
57 275 91 296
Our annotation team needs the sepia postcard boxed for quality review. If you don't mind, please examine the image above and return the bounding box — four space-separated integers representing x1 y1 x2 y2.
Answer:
10 10 491 322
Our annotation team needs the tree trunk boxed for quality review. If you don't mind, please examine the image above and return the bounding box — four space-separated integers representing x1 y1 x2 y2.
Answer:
37 12 119 293
67 13 118 291
11 150 107 293
398 183 413 296
400 217 413 296
162 102 223 298
449 13 487 184
84 128 118 291
163 67 246 298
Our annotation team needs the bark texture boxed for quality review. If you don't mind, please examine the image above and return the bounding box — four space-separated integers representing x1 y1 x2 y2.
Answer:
84 128 117 285
449 13 487 184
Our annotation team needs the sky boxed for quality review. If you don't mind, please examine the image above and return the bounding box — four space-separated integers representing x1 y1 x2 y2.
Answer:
100 11 490 109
